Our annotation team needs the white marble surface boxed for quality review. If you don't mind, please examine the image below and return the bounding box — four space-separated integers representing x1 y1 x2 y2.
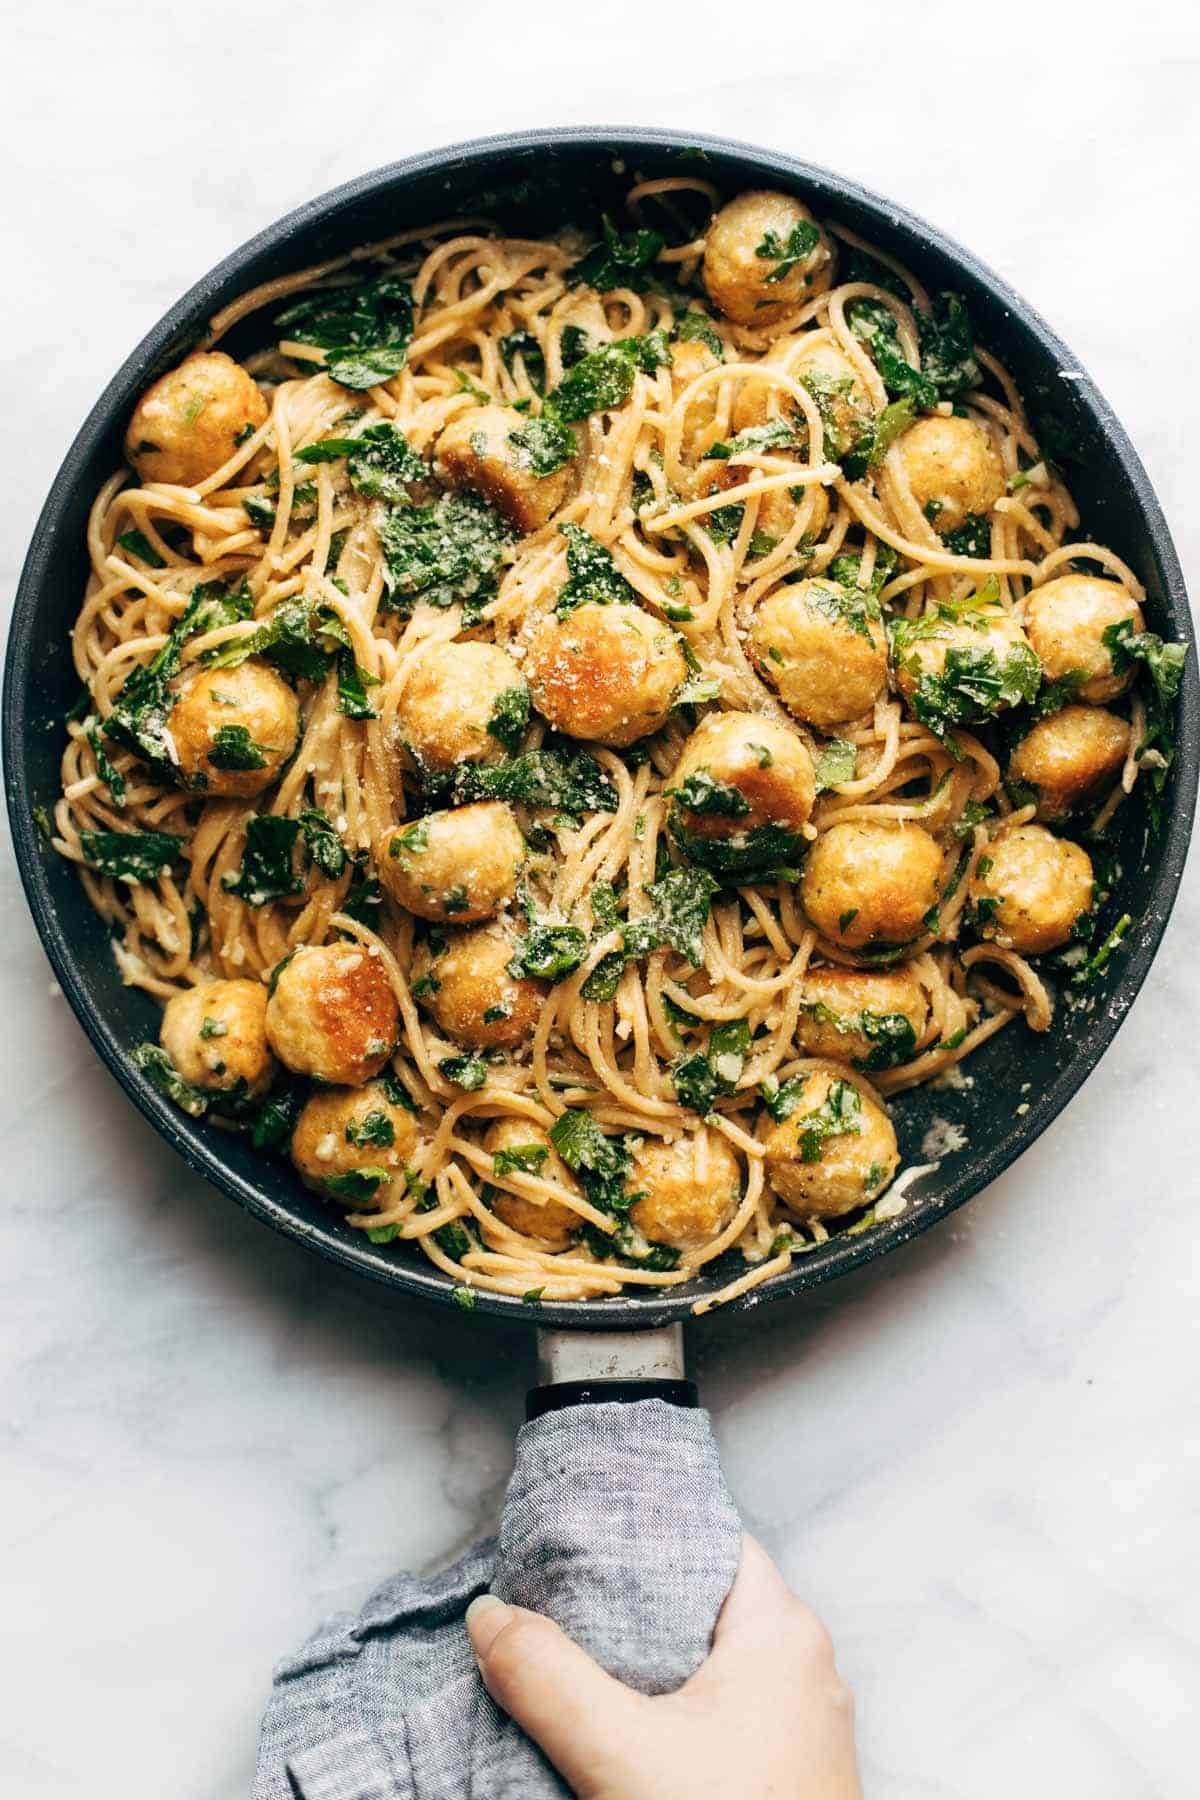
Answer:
2 4 1198 1794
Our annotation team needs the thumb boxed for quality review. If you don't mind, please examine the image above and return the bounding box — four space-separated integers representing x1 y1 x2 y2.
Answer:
466 1594 645 1793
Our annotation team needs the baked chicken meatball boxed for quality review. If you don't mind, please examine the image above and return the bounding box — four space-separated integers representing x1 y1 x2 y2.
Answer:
376 802 524 923
703 191 831 326
797 966 929 1070
167 660 299 798
891 606 1039 727
801 820 944 950
968 823 1093 954
894 415 1004 535
266 943 398 1085
731 336 872 456
1023 574 1144 703
437 404 574 533
482 1118 581 1249
749 578 889 729
763 1061 899 1217
525 602 687 748
125 351 268 488
1007 705 1131 821
291 1082 422 1198
670 711 815 849
628 1127 742 1250
395 641 527 777
670 336 722 440
160 978 274 1098
410 924 545 1050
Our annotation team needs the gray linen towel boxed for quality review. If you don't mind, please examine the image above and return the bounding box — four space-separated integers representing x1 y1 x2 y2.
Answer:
255 1399 741 1800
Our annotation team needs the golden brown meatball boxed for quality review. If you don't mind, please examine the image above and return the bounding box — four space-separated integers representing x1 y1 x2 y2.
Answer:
711 452 829 550
801 821 944 950
627 1128 742 1250
797 966 928 1070
524 602 687 748
1023 574 1144 703
891 606 1040 728
266 943 398 1084
671 337 722 438
482 1118 582 1249
411 925 546 1049
791 338 873 459
763 1062 898 1218
437 404 574 533
160 978 274 1098
167 660 299 798
1008 705 1131 821
703 192 831 326
968 824 1093 954
125 351 268 488
376 803 524 923
395 641 526 777
670 712 815 853
894 415 1004 534
749 578 889 729
291 1082 422 1199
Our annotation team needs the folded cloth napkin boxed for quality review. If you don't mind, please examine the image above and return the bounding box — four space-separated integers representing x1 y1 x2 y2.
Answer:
255 1398 741 1800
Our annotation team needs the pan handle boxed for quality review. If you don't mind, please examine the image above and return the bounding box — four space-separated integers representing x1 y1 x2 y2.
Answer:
527 1324 696 1417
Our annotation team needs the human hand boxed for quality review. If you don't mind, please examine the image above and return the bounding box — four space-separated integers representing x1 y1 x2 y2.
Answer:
465 1533 862 1799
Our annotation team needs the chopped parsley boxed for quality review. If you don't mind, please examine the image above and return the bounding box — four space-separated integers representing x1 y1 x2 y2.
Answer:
345 1111 395 1148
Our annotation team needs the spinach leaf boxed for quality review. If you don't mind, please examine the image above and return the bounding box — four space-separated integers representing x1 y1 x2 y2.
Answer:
295 420 426 501
642 865 719 965
507 409 576 477
1070 911 1133 987
342 853 384 922
671 1016 750 1113
492 1143 550 1178
323 1166 392 1203
208 724 269 771
379 491 512 613
115 529 166 569
203 596 328 682
671 817 807 879
556 523 634 614
674 311 724 360
132 1043 210 1117
247 1083 305 1151
669 772 751 818
755 220 821 282
550 343 639 423
85 721 127 807
487 685 531 754
549 1110 637 1214
80 828 184 883
452 746 617 815
1104 619 1188 830
773 1077 864 1160
506 923 587 982
298 806 347 879
345 1111 396 1148
499 330 546 394
848 299 937 410
942 513 991 558
276 272 415 390
916 293 980 399
702 417 798 461
221 815 304 906
813 738 857 791
438 1053 488 1090
105 581 253 768
570 214 665 292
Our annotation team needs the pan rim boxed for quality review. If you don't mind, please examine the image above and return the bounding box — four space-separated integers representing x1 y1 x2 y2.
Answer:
5 124 1196 1330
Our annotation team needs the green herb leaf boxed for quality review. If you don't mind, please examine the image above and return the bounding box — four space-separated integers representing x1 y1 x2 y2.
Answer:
345 1111 396 1148
452 746 617 815
323 1166 392 1203
115 529 166 569
703 417 798 461
276 273 415 390
80 828 184 883
549 344 639 424
438 1053 489 1090
813 738 857 791
506 923 587 982
487 684 531 754
220 815 303 906
492 1143 550 1177
556 523 634 614
499 330 546 394
674 311 724 360
207 724 269 771
669 771 751 818
549 1110 636 1214
85 722 127 807
507 410 576 477
132 1043 210 1117
570 214 665 292
379 491 513 613
755 219 821 282
298 807 347 878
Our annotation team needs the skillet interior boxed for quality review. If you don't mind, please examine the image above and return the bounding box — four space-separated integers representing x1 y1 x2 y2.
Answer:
4 127 1196 1329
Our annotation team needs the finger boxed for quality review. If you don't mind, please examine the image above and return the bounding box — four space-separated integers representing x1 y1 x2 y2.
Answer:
688 1534 839 1688
466 1595 646 1793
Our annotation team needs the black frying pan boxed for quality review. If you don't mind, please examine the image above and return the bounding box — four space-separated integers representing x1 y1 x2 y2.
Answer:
5 131 1196 1398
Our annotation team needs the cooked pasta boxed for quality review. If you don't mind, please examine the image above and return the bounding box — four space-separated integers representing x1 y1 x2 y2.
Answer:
48 181 1186 1312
